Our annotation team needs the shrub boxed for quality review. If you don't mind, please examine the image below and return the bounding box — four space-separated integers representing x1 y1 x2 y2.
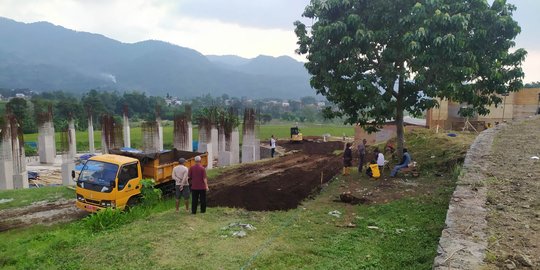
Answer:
83 208 126 232
140 178 162 205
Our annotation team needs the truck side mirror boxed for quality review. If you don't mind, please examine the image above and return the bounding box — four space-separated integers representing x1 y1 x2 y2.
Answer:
71 170 76 181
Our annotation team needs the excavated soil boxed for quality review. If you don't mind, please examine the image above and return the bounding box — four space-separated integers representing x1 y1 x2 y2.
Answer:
0 199 88 232
207 140 343 211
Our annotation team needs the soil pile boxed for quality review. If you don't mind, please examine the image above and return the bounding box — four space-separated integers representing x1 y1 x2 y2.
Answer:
208 140 343 211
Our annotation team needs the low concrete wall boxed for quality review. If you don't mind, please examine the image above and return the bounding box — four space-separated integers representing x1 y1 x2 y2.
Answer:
433 125 505 269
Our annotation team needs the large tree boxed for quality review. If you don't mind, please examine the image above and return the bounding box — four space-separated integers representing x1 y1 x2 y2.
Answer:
295 0 526 154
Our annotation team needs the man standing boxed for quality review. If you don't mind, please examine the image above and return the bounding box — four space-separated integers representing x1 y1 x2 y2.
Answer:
357 139 367 173
270 135 276 158
188 156 209 214
172 158 190 213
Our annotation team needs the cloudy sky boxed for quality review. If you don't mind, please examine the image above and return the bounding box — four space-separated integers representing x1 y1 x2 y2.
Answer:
0 0 538 82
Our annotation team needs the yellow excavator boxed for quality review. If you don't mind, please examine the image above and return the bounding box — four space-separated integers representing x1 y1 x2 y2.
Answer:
290 126 303 143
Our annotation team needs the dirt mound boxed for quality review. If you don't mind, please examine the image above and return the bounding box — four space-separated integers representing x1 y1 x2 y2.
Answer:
208 141 343 211
278 140 343 155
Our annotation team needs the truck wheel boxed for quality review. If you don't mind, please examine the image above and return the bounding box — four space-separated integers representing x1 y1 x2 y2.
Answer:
126 196 140 211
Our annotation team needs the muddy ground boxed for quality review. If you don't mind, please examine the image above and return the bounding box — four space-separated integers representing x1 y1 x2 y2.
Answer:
207 140 344 211
0 199 88 232
484 118 540 269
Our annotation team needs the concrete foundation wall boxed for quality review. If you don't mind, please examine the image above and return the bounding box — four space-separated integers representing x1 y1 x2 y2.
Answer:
62 161 75 186
241 145 255 163
218 151 232 166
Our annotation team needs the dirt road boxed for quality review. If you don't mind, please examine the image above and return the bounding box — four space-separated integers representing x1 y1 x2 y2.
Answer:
0 199 88 232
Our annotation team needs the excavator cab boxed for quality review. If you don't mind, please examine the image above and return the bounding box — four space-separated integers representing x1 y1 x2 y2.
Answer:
290 127 303 143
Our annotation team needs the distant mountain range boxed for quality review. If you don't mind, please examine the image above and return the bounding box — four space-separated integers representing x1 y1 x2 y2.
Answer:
0 17 313 98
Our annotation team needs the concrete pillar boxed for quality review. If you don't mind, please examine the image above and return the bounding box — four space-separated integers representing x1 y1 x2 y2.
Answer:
210 126 218 158
123 113 131 148
231 128 240 164
101 131 109 154
88 116 95 154
61 159 75 186
218 129 226 152
12 132 28 189
68 119 77 157
142 121 160 153
187 122 193 151
253 139 261 161
0 123 14 190
157 117 163 151
218 151 232 166
241 145 256 163
38 121 56 164
198 142 213 169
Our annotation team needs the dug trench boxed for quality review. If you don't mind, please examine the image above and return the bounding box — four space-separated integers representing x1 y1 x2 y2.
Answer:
207 140 344 211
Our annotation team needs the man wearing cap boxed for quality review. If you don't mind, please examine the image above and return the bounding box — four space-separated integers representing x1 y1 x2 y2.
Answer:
188 155 209 214
173 158 190 213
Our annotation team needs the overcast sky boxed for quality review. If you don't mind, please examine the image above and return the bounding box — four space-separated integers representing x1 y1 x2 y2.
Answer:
0 0 538 82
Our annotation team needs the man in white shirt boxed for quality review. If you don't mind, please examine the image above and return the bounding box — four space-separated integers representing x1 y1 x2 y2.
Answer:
375 148 385 171
172 158 190 213
270 135 277 158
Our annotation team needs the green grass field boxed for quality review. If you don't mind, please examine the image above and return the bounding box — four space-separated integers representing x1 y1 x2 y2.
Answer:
0 186 74 211
22 122 355 152
0 129 476 269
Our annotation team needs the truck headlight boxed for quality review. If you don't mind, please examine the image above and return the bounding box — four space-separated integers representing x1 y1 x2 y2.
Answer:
76 194 84 201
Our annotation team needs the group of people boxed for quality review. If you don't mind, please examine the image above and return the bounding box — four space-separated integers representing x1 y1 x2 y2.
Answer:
172 155 209 214
343 139 412 178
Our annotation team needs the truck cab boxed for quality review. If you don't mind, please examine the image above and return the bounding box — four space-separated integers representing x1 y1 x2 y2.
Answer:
75 154 142 212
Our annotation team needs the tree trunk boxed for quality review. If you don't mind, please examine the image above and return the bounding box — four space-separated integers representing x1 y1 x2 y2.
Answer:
395 76 405 158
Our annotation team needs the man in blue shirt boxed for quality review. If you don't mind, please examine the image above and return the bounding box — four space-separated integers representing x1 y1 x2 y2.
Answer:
390 148 411 177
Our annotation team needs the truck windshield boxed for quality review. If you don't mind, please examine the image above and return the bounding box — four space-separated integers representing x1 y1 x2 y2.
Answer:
78 160 118 190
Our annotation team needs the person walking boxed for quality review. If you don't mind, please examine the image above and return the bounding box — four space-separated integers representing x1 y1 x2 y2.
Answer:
343 142 353 176
172 158 190 213
270 135 276 158
357 139 367 173
188 156 209 214
391 148 412 177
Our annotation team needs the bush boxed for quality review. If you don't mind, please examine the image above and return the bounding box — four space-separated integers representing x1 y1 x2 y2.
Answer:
83 208 126 232
140 178 162 205
25 146 37 156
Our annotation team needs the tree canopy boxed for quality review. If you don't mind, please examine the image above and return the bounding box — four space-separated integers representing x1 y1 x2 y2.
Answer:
295 0 526 153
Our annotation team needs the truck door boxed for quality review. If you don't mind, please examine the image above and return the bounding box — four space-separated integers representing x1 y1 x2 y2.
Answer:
117 162 141 208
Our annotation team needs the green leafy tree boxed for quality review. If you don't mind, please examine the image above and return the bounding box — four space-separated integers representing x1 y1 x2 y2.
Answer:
295 0 526 154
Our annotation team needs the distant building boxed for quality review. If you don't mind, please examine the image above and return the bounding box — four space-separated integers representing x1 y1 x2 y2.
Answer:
282 102 290 107
426 87 540 130
317 101 326 107
15 93 25 98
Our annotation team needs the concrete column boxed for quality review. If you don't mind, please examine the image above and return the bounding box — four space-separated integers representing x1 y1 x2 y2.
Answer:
218 129 226 152
0 124 14 190
88 116 95 154
231 128 240 164
12 133 28 189
62 128 76 186
68 119 77 157
210 126 218 158
187 122 193 151
241 145 256 163
198 142 213 169
38 121 56 164
123 114 131 148
253 139 261 161
101 131 109 154
218 151 232 166
157 118 163 151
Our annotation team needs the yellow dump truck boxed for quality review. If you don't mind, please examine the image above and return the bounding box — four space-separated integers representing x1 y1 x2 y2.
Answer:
75 149 208 213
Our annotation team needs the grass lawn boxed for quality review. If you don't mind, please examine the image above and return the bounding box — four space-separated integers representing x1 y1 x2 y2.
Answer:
0 129 476 269
0 186 74 211
22 122 355 152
